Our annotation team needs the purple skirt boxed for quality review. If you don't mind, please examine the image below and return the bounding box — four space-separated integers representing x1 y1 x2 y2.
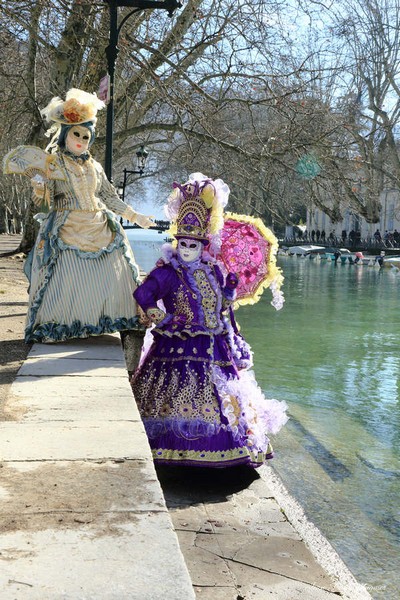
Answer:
131 329 286 468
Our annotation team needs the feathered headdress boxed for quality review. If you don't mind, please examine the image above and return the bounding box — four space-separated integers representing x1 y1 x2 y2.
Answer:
165 172 230 252
41 88 105 152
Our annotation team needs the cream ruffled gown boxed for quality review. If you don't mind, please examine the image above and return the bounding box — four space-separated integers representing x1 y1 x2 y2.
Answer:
25 152 141 343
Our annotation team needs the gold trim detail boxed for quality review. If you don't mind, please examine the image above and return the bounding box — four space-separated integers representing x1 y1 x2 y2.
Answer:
151 445 273 465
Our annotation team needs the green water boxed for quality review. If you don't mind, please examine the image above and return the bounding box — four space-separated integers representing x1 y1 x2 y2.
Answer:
236 256 400 600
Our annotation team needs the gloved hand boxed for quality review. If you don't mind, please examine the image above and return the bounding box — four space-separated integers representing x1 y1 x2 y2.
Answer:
30 174 46 197
146 307 167 324
225 272 239 290
30 174 50 207
137 305 152 328
135 212 154 229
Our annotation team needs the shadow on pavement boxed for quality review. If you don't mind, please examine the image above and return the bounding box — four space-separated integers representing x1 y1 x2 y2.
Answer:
156 464 260 507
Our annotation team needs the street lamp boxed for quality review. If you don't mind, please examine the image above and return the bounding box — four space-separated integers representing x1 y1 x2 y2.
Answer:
118 145 149 203
104 0 183 180
135 144 149 173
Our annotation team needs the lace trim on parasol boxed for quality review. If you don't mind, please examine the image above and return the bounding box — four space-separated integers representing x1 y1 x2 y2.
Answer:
224 212 285 310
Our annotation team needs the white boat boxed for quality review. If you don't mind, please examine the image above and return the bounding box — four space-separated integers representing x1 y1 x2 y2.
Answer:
287 245 326 256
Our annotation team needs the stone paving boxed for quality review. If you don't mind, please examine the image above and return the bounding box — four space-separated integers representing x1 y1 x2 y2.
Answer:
157 464 371 600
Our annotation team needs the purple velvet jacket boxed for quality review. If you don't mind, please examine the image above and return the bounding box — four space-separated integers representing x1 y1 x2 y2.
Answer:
134 254 235 337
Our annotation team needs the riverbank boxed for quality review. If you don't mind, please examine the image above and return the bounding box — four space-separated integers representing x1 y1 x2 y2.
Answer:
279 239 400 256
0 234 372 599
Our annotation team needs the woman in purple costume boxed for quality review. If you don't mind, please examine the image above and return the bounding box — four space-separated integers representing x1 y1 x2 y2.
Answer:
131 174 287 468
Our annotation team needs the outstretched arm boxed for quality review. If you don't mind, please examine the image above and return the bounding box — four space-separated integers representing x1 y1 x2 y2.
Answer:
97 165 153 228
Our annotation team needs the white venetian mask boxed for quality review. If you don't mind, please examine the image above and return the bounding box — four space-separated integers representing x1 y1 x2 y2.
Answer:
65 125 91 156
177 238 203 263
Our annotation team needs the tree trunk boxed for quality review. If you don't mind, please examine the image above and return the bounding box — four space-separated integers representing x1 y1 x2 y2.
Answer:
15 1 43 255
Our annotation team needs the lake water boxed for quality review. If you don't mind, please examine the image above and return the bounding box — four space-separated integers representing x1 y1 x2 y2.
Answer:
127 229 400 600
126 228 168 273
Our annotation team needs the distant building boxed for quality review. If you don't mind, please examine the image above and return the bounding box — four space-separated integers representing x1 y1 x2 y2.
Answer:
306 187 400 244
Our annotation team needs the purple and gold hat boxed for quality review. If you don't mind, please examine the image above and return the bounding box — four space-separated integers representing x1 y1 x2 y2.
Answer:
174 181 210 242
165 172 230 250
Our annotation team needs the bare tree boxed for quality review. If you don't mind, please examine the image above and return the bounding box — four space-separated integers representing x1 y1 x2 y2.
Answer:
293 0 400 224
4 0 399 249
1 0 314 245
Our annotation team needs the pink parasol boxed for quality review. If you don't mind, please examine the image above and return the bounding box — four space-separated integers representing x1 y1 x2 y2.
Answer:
215 212 284 309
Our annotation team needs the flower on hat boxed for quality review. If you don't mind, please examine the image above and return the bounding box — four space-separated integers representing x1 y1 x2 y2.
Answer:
63 98 94 124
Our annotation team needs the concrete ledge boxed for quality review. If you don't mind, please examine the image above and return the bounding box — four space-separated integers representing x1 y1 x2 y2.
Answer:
0 334 195 600
0 512 190 600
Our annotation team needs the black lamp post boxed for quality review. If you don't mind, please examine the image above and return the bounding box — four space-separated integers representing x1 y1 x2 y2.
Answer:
104 0 183 180
118 145 149 203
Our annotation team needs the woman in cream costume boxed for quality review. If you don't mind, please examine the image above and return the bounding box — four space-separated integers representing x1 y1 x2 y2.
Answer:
4 89 152 343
